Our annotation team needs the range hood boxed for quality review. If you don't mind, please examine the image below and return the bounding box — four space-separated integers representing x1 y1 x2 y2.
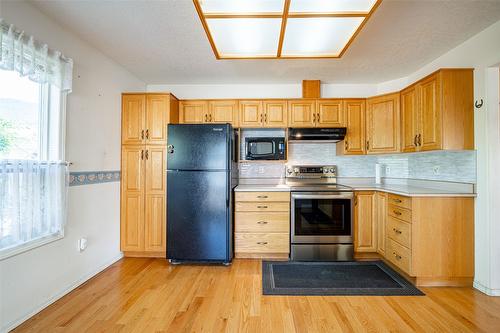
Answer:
288 128 347 143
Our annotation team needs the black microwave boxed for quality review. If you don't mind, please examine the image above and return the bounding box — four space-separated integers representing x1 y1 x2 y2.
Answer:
245 137 286 160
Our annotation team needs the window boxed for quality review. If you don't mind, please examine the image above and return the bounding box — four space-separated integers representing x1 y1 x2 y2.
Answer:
0 69 67 259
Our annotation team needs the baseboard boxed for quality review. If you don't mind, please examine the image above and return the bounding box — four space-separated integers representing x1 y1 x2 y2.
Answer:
3 253 124 333
473 281 500 296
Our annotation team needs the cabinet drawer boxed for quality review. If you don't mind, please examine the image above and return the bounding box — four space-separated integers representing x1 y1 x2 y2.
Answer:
387 194 412 210
235 202 289 212
235 191 290 202
386 238 412 275
235 233 289 253
388 204 412 223
235 212 289 233
387 216 411 249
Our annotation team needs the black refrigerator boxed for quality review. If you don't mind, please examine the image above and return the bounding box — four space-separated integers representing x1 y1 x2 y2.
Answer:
166 124 238 264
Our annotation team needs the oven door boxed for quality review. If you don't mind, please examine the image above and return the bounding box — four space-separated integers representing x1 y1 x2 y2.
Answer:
291 192 353 244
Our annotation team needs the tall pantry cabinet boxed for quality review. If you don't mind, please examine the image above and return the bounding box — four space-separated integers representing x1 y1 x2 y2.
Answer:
121 93 179 257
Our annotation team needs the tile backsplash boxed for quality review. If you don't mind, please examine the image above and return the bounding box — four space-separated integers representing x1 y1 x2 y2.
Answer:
239 142 476 183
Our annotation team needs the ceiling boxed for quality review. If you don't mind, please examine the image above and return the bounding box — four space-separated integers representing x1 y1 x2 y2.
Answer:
29 0 500 84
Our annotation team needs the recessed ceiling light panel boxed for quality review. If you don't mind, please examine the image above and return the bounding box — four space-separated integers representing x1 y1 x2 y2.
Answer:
199 0 285 14
206 18 282 57
193 0 382 59
289 0 378 14
282 17 364 57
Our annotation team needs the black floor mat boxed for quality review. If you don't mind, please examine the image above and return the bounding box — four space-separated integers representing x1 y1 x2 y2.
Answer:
262 261 424 296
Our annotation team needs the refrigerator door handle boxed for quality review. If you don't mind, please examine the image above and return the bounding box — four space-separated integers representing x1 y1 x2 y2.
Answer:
167 145 174 154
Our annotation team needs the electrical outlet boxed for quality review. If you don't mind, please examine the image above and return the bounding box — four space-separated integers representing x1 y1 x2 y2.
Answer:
385 166 391 175
78 238 88 252
433 166 440 175
258 166 265 174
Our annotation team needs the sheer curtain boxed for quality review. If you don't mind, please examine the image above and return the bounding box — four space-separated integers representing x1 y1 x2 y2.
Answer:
0 160 69 256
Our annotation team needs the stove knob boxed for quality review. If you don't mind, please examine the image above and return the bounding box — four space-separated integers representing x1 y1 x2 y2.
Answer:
323 168 329 174
330 168 335 173
286 168 293 174
293 167 299 174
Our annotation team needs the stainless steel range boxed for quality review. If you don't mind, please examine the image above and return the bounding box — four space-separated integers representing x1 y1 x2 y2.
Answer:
286 165 354 261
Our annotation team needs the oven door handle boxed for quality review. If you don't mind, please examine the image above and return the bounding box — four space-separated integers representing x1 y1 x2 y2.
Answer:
291 193 353 200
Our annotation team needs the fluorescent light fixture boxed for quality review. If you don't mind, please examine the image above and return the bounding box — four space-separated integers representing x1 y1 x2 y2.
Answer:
193 0 382 59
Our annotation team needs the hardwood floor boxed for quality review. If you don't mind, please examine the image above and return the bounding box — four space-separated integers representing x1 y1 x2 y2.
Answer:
13 258 500 332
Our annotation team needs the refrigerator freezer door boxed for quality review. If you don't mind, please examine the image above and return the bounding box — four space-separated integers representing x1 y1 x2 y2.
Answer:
167 124 229 171
167 170 230 262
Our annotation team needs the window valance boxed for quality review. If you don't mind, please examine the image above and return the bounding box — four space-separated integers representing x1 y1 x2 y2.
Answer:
0 18 73 92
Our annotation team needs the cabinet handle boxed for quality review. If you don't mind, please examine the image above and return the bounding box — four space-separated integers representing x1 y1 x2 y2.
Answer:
257 205 268 209
204 114 208 122
257 195 268 199
393 210 402 216
313 113 316 123
414 135 418 147
145 150 149 160
257 242 268 245
209 114 212 122
393 228 402 234
345 140 348 150
141 150 144 160
141 130 145 140
317 113 320 122
417 134 421 146
145 129 149 139
264 113 267 123
257 221 268 225
393 251 402 260
393 199 402 203
366 141 370 151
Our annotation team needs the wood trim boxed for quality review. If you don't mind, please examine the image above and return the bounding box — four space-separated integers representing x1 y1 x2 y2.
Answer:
277 0 290 57
235 252 289 259
123 251 165 258
193 0 220 59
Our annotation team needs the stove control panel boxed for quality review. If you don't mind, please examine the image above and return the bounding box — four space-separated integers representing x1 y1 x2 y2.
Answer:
286 165 337 178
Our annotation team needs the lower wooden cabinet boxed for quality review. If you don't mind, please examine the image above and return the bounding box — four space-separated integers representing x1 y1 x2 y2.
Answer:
235 191 290 258
354 191 474 287
121 145 166 257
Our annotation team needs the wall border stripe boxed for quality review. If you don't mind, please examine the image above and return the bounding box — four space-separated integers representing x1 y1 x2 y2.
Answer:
69 171 120 186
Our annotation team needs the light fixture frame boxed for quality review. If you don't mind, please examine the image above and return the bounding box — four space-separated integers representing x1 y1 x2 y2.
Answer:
193 0 382 60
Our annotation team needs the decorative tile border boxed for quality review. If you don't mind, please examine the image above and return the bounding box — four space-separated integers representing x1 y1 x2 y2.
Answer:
69 171 120 186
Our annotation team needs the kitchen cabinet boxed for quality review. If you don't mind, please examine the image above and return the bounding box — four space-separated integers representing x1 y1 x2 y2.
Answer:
400 69 474 152
234 191 290 258
239 100 263 127
316 99 344 127
121 93 177 257
122 93 178 146
376 192 387 255
263 100 288 127
337 99 366 155
208 100 238 125
354 191 377 252
288 100 316 127
366 92 400 154
179 100 207 123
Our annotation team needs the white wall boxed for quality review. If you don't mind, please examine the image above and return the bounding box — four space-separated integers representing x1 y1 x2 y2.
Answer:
0 1 146 331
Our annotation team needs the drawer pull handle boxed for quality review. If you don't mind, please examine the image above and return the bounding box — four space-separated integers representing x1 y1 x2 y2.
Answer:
257 221 268 225
393 251 402 260
393 228 402 234
257 195 268 199
257 205 268 209
257 242 268 245
393 210 402 216
393 199 402 203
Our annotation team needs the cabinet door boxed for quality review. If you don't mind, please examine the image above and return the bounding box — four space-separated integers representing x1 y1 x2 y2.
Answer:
122 94 145 145
180 100 208 123
145 146 166 253
288 100 316 127
239 100 263 128
146 94 169 145
316 99 344 127
340 100 366 155
419 74 442 151
354 192 376 252
121 145 145 251
366 93 400 154
209 100 239 126
263 100 287 127
401 87 419 153
376 192 387 255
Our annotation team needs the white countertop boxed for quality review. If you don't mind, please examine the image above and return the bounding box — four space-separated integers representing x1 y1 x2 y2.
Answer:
234 179 476 197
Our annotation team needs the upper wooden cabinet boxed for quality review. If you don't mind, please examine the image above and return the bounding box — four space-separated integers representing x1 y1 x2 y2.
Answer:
209 100 239 126
354 191 377 253
400 86 419 153
337 99 366 155
401 69 474 152
263 100 288 127
288 100 316 127
122 93 178 145
316 99 344 127
179 100 208 124
239 100 263 127
366 92 400 154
